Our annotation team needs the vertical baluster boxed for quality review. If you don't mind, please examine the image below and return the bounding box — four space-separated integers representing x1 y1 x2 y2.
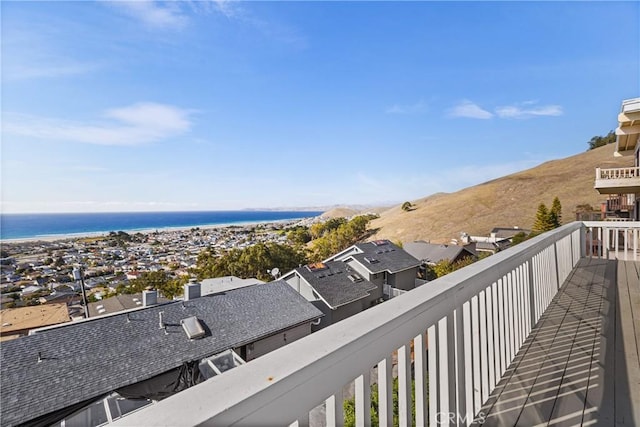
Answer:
486 285 495 393
398 343 412 427
414 332 427 427
498 277 507 375
355 371 370 427
471 295 481 413
428 324 439 426
478 290 489 403
491 282 501 387
378 357 393 427
325 387 344 427
462 302 474 425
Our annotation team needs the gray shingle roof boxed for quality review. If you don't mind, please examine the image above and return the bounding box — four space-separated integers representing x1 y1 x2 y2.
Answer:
296 261 377 309
0 281 322 426
490 227 530 239
403 242 475 265
87 292 171 317
350 240 421 273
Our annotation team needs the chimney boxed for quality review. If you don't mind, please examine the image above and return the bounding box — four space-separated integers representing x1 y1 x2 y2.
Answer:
184 279 201 301
143 290 158 307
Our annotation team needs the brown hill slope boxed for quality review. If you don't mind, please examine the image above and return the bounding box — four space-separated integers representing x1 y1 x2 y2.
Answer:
369 144 631 243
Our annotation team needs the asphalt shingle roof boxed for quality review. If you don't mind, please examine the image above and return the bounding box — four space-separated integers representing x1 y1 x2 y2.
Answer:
87 292 171 317
403 242 475 264
0 281 322 426
350 240 421 273
296 261 377 309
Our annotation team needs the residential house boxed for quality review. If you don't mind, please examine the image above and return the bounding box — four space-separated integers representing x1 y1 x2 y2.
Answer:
403 241 477 266
0 303 71 341
282 260 378 330
87 291 171 317
0 281 322 426
326 239 422 295
200 275 264 296
594 97 640 219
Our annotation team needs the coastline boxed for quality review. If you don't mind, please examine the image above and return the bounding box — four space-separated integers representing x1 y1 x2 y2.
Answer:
0 216 321 245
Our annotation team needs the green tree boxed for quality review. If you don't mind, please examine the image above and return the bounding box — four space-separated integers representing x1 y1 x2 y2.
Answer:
532 203 554 233
550 197 562 228
287 227 311 246
511 231 528 246
196 242 306 282
587 130 616 150
308 215 377 262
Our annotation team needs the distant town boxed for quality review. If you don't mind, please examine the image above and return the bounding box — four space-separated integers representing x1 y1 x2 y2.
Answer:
0 217 317 314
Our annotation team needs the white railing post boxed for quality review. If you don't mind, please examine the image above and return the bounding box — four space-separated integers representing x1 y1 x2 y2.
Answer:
462 302 474 425
398 344 412 427
325 388 344 427
414 332 428 427
355 371 370 427
377 357 393 427
428 325 439 426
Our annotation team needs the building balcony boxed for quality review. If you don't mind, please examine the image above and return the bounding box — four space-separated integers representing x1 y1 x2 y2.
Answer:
114 222 640 427
595 167 640 194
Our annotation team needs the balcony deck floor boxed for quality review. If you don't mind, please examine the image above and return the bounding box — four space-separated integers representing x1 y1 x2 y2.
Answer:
475 257 640 427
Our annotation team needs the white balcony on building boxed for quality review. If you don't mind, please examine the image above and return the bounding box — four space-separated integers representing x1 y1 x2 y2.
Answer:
595 166 640 194
112 221 640 427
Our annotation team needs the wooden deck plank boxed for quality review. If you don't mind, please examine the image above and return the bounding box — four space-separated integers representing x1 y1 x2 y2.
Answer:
614 261 640 425
514 259 604 427
473 257 640 427
543 260 610 427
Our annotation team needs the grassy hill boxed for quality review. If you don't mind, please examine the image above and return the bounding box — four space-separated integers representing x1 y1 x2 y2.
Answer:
368 144 632 244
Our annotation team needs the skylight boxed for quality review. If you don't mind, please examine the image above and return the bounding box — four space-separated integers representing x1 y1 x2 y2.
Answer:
307 262 328 272
180 316 205 340
348 273 363 283
372 240 389 246
364 256 379 264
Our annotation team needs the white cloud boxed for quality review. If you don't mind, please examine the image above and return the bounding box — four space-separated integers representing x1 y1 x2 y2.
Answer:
211 0 240 18
4 102 194 146
386 100 428 115
448 99 563 120
2 26 101 81
107 0 243 29
495 102 563 119
448 100 494 119
108 0 188 29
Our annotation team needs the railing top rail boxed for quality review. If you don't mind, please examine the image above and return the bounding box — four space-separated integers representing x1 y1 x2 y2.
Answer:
597 166 640 172
113 222 584 426
584 221 640 227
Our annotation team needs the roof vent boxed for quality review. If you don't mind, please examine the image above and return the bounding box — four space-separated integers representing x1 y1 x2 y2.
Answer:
143 290 158 307
181 316 205 340
184 282 201 301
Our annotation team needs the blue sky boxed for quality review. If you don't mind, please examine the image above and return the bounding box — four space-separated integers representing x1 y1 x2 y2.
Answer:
2 1 638 213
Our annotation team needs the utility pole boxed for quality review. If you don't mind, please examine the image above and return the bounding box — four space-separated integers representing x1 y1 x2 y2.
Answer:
73 266 90 319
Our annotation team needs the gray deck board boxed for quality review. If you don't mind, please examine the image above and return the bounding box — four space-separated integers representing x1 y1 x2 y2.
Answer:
473 258 640 427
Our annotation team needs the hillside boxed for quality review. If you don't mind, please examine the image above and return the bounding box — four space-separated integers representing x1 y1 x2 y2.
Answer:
321 205 391 219
369 144 632 243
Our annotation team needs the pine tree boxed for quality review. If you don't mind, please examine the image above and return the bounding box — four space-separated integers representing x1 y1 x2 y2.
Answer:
533 203 553 233
550 197 562 228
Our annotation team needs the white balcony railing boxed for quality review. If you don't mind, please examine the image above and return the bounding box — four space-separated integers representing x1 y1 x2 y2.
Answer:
596 166 640 180
114 222 638 427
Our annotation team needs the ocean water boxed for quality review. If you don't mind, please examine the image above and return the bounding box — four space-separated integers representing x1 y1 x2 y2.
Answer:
0 211 322 240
